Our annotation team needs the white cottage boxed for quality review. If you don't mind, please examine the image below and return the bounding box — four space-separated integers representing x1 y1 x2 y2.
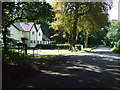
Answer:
8 22 50 47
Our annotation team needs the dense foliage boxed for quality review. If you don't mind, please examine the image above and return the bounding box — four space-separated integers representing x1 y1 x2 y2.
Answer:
51 2 112 51
106 20 120 43
77 28 107 47
101 19 120 53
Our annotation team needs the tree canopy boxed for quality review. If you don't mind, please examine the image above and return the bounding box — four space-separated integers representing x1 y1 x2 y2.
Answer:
50 2 112 51
106 19 120 43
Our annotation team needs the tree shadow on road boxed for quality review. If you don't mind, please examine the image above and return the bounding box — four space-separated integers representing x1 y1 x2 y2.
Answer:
17 53 120 89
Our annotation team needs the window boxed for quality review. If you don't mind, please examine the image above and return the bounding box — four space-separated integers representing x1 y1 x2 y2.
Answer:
37 41 39 44
32 31 34 35
39 33 40 36
31 40 33 43
34 40 36 43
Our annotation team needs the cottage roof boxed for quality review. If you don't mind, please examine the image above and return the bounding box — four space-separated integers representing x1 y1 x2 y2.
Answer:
13 22 23 30
36 24 41 30
20 22 34 31
13 22 40 31
42 35 50 41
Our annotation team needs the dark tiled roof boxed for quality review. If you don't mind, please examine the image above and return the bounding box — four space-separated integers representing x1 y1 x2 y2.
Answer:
43 35 50 41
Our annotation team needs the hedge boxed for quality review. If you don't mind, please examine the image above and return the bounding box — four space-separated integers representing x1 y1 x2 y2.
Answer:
114 40 120 53
36 44 82 50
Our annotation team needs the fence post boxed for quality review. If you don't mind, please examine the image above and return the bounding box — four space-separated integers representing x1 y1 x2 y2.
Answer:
58 46 59 52
23 46 25 61
25 44 27 55
40 46 41 52
81 45 83 51
37 48 39 56
18 46 19 56
33 48 34 58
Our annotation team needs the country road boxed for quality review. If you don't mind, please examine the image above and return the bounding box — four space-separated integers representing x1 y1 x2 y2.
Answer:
17 45 120 88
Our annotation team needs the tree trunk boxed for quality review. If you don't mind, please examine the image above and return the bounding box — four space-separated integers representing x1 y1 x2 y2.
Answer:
84 31 89 48
2 27 8 50
69 39 76 52
69 5 79 52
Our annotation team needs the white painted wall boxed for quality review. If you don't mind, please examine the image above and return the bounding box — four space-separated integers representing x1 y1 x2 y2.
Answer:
30 26 37 47
8 25 23 43
8 24 48 48
37 27 43 44
22 31 30 47
30 26 44 47
22 31 29 39
42 41 50 44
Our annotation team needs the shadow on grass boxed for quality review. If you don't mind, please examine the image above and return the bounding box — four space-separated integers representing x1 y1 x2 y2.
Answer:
2 49 62 88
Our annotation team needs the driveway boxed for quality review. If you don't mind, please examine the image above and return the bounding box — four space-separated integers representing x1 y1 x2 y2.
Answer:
17 45 120 88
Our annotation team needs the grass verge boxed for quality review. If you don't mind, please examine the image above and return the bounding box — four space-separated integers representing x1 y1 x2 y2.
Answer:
111 48 120 53
2 49 62 88
23 49 87 55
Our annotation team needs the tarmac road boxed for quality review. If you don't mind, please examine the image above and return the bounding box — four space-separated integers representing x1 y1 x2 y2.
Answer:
17 45 120 88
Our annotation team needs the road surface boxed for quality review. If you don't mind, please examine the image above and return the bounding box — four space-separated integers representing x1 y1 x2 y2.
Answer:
17 45 120 88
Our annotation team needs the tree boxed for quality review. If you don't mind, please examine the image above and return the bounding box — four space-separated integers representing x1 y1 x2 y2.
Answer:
2 2 55 50
78 10 108 48
105 20 120 53
106 19 120 43
51 2 111 51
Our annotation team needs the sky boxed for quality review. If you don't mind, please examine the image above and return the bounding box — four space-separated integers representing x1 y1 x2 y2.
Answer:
108 1 118 20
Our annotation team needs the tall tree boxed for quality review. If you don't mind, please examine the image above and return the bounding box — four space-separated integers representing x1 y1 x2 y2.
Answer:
51 2 112 51
106 19 120 43
2 2 55 50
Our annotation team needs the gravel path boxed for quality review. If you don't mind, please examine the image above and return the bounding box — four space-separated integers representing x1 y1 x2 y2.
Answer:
17 45 120 88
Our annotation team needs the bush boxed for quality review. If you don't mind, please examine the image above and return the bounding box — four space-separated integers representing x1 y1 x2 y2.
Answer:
115 40 120 53
115 40 120 50
112 40 120 53
36 44 82 50
51 41 57 44
112 48 119 53
36 44 57 49
57 44 70 49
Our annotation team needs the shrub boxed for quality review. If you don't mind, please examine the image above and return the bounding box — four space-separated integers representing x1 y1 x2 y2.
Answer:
111 40 120 53
116 40 120 49
115 40 120 52
112 48 119 53
36 44 57 49
57 44 70 49
51 41 57 44
36 44 82 50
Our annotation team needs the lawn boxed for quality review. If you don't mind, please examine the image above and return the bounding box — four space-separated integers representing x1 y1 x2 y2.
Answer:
28 49 83 54
26 49 90 55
